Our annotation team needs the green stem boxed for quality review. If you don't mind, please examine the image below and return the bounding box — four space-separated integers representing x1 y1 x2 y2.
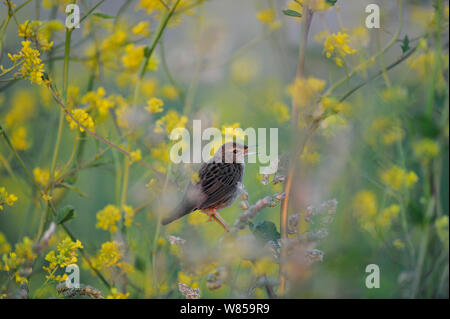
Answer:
132 0 181 107
425 0 443 118
411 197 435 298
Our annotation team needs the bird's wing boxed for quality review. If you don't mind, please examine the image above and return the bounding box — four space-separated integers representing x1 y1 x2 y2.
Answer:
197 163 243 209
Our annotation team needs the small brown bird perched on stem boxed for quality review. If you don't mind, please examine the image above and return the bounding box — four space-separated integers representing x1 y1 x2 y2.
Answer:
161 142 252 232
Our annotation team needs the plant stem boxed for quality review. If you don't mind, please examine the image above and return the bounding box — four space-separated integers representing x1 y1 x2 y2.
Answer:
425 0 443 118
411 197 435 298
279 8 313 296
132 0 181 107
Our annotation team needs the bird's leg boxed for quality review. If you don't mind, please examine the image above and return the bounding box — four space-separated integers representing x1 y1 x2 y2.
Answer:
203 209 231 232
212 212 231 232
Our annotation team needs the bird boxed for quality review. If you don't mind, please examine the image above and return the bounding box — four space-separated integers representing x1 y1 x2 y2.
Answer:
161 142 251 232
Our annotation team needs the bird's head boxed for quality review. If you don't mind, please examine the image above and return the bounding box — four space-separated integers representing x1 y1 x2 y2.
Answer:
211 142 249 164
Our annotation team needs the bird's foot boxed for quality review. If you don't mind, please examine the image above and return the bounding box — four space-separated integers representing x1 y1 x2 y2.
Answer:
202 210 231 232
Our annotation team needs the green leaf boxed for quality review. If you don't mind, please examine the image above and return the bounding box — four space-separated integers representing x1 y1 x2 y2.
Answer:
92 13 115 19
400 35 410 53
326 0 337 5
249 221 281 244
55 205 76 225
282 9 302 18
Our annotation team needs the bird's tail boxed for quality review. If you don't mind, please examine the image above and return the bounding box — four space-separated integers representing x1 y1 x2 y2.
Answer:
161 199 197 226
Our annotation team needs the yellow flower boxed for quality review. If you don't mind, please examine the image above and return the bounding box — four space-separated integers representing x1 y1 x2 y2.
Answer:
154 110 188 134
0 233 11 254
2 237 36 276
231 57 259 84
96 205 121 233
43 237 82 281
376 204 400 228
81 87 114 117
132 21 151 37
10 126 30 151
150 142 170 164
107 288 130 299
4 89 36 127
178 271 199 288
353 191 377 219
413 139 439 164
92 241 122 270
130 149 142 163
101 30 127 51
65 109 95 132
368 117 404 146
33 167 50 187
145 97 164 113
161 85 179 100
320 96 351 115
8 41 45 84
257 8 281 30
323 32 356 67
0 187 18 211
435 216 449 247
286 76 325 108
272 101 290 123
393 239 405 250
380 165 418 191
122 44 145 70
141 78 158 98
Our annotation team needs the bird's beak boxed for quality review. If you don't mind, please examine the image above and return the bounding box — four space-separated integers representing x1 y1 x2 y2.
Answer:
245 145 258 157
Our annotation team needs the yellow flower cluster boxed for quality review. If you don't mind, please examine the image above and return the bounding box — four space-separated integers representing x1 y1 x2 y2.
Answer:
368 117 404 146
107 288 130 299
123 205 136 227
353 191 400 234
380 165 418 191
43 237 83 281
10 126 30 151
1 237 37 283
323 32 356 67
7 41 45 85
0 187 18 211
0 233 11 254
96 204 121 233
92 241 122 269
130 149 142 163
122 44 159 72
272 101 290 123
66 109 95 132
154 110 188 134
33 167 50 187
435 216 449 247
132 21 151 37
91 241 135 277
17 20 62 51
162 85 179 100
287 76 325 108
81 87 114 118
145 97 164 114
256 8 281 30
413 138 439 164
320 96 351 115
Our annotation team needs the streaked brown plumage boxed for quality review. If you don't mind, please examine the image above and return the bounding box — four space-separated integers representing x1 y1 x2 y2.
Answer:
161 142 249 231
